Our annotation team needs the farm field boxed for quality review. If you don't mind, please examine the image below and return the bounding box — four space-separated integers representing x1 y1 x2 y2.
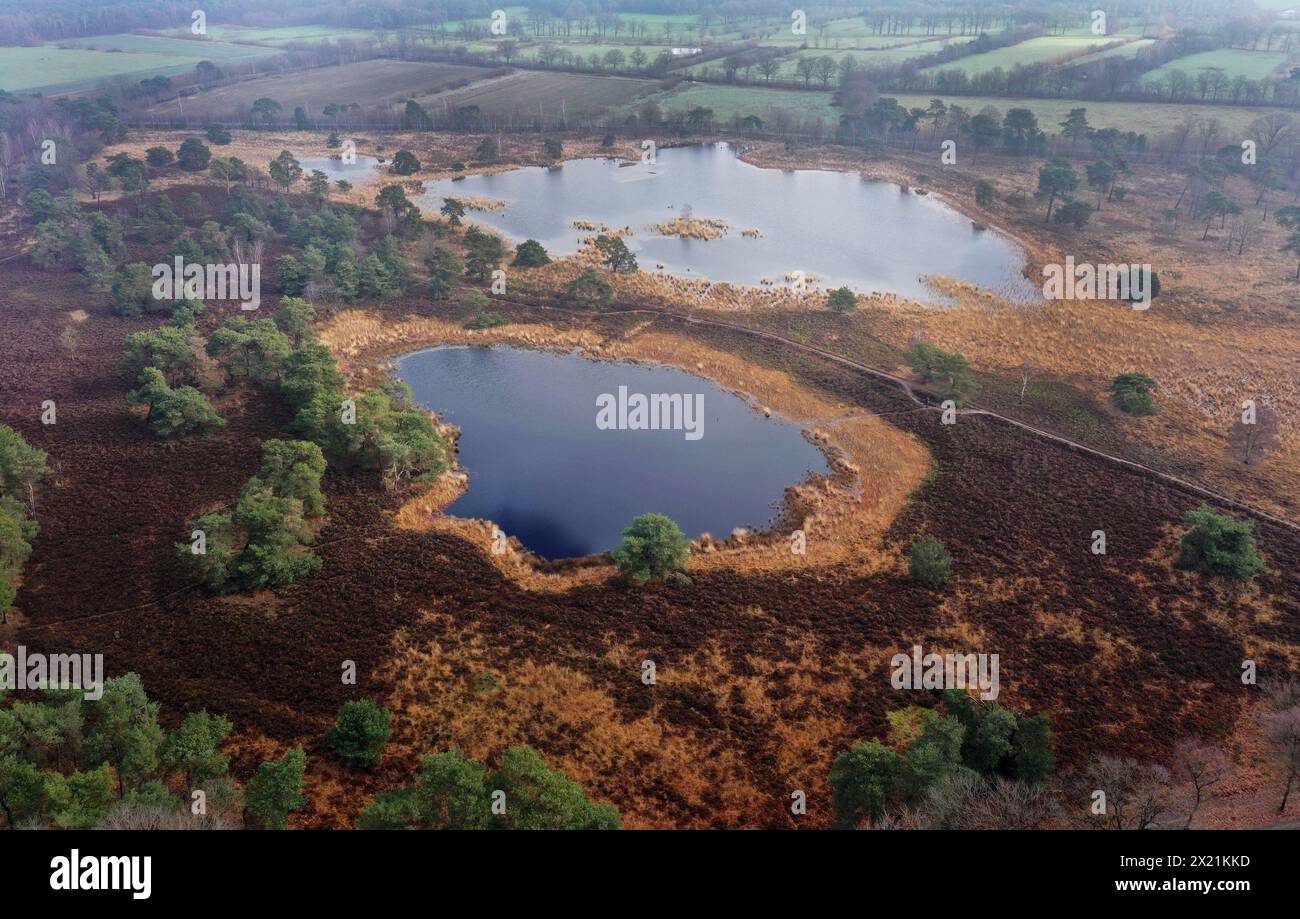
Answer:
0 36 280 94
413 70 657 119
680 38 978 81
644 81 1276 134
923 34 1121 74
1146 48 1293 81
162 23 383 45
513 42 666 64
1066 37 1157 65
143 59 491 119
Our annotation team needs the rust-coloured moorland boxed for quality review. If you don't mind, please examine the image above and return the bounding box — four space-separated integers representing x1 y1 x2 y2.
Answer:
4 159 1299 830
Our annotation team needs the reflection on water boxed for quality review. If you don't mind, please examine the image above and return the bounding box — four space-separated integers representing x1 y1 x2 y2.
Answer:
299 155 381 183
422 142 1038 302
396 345 831 559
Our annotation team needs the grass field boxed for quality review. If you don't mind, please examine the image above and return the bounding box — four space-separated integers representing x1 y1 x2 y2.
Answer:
0 37 280 94
1146 48 1292 82
1067 37 1157 65
144 59 489 118
163 24 382 45
923 34 1118 74
645 81 1276 134
414 70 657 118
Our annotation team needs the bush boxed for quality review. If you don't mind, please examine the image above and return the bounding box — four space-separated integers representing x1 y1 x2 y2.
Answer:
612 513 689 582
826 286 857 312
974 180 995 207
390 149 421 175
905 342 973 404
358 745 620 830
909 536 952 588
129 368 224 438
565 268 612 308
1108 371 1159 416
176 137 211 172
145 146 174 168
328 700 391 769
829 741 901 827
1177 505 1266 581
1053 198 1093 229
205 124 231 145
243 747 306 830
513 238 551 267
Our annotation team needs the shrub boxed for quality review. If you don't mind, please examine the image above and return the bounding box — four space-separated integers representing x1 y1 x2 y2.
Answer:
905 341 974 403
145 146 174 168
1177 505 1265 581
566 268 613 308
128 368 224 438
176 137 211 172
205 124 231 145
328 700 391 769
243 747 306 830
390 149 421 175
1108 371 1159 416
826 286 857 312
612 513 689 582
909 536 952 588
829 741 901 827
974 180 995 207
358 746 619 830
513 239 551 267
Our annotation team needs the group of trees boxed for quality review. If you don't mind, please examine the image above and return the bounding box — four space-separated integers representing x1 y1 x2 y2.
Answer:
358 745 620 830
178 439 328 592
1065 679 1300 827
0 426 48 623
0 673 302 830
829 689 1055 828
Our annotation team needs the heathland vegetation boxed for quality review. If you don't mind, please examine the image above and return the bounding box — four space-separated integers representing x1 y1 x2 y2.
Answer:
2 0 1299 832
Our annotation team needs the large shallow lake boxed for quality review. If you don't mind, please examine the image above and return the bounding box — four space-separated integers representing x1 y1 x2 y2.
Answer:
396 346 830 559
422 143 1037 302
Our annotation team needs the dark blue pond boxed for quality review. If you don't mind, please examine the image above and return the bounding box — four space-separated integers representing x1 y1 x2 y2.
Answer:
395 345 831 559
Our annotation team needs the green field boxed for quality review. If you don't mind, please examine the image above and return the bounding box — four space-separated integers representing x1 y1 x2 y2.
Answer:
643 81 1277 135
1067 38 1157 65
923 34 1117 75
0 36 280 94
1146 48 1291 82
164 24 381 45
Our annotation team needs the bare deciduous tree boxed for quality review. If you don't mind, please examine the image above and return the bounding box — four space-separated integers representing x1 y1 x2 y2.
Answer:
1017 358 1039 404
1229 405 1281 465
1170 739 1232 829
1071 755 1175 829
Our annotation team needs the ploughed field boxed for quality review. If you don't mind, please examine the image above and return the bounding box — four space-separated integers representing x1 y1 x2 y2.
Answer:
5 260 1298 827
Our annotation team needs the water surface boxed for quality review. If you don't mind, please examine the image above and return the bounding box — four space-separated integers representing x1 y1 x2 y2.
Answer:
299 155 380 183
421 142 1037 302
396 346 830 559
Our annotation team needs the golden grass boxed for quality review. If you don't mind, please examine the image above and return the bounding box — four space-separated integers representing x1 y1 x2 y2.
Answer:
649 216 729 240
320 308 931 588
